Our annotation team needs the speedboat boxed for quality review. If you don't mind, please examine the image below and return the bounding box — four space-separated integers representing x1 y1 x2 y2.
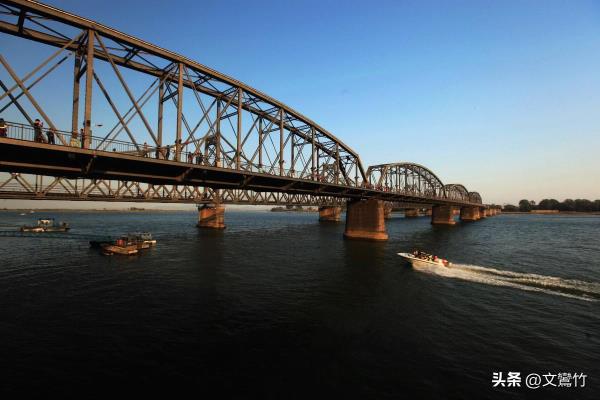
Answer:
398 251 451 267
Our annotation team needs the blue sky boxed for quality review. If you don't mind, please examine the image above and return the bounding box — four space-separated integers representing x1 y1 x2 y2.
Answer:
2 0 600 205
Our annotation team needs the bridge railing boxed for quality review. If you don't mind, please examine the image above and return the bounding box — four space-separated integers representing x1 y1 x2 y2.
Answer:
2 121 336 180
1 121 479 204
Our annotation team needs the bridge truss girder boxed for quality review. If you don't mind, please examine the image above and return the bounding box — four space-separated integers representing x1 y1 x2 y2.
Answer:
0 173 344 206
0 0 365 187
0 0 486 209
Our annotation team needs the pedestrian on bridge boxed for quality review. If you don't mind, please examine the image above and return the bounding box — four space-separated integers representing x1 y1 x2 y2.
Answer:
143 142 149 157
46 128 55 144
80 128 86 149
70 129 80 147
165 145 171 160
33 119 45 143
0 118 7 138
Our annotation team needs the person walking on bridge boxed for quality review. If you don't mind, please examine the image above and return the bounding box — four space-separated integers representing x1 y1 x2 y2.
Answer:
70 129 80 147
33 119 45 143
46 127 55 144
80 127 86 149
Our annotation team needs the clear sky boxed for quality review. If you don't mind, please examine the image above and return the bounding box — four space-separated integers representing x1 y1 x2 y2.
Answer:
1 0 600 207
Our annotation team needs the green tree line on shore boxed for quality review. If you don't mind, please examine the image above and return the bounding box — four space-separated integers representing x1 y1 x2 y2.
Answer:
502 199 600 212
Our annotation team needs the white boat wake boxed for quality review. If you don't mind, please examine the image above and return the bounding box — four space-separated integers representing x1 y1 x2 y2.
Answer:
411 262 600 302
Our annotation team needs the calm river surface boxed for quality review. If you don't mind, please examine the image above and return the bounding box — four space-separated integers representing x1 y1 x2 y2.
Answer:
1 211 599 398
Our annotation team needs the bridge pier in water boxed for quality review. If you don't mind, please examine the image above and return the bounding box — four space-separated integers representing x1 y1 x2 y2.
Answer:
197 204 226 229
405 208 420 218
319 206 341 222
343 199 388 241
460 206 480 221
480 208 488 218
431 205 456 225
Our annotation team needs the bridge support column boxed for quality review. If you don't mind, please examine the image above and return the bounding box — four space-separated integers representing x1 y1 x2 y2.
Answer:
197 204 225 229
431 205 456 225
480 208 488 218
343 199 388 241
460 206 480 221
319 205 341 222
424 208 432 216
405 208 419 218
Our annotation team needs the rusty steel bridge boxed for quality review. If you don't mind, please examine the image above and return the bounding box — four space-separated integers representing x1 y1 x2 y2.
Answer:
0 0 498 240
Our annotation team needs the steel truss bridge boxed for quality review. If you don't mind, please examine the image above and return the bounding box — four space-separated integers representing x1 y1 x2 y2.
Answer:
0 0 487 214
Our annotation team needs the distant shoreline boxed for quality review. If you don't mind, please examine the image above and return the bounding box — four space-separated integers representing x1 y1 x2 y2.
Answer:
501 211 600 216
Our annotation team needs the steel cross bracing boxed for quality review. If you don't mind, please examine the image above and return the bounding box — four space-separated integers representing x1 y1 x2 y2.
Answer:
0 0 484 208
0 172 345 206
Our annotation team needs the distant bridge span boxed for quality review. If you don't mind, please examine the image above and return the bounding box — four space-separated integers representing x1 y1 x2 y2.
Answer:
0 0 497 240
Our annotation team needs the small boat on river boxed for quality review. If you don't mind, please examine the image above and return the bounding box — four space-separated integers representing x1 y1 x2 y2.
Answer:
20 218 70 232
101 241 138 256
398 251 451 267
90 232 156 255
128 232 157 249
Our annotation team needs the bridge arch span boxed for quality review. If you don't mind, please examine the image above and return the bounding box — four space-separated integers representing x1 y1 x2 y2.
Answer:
468 191 483 204
366 162 446 198
444 184 470 202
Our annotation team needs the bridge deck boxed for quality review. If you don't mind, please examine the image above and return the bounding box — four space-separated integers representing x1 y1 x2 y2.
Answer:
0 136 479 207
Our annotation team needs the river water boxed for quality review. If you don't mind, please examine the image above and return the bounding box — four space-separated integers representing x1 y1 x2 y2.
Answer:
1 210 599 398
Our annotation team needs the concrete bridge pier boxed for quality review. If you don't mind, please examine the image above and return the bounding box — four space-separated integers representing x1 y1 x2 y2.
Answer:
197 204 226 229
319 205 341 222
480 208 488 218
343 199 388 241
405 208 420 218
431 205 456 225
460 206 480 221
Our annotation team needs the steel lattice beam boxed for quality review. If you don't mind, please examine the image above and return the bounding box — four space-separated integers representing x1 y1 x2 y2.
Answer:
0 0 486 208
